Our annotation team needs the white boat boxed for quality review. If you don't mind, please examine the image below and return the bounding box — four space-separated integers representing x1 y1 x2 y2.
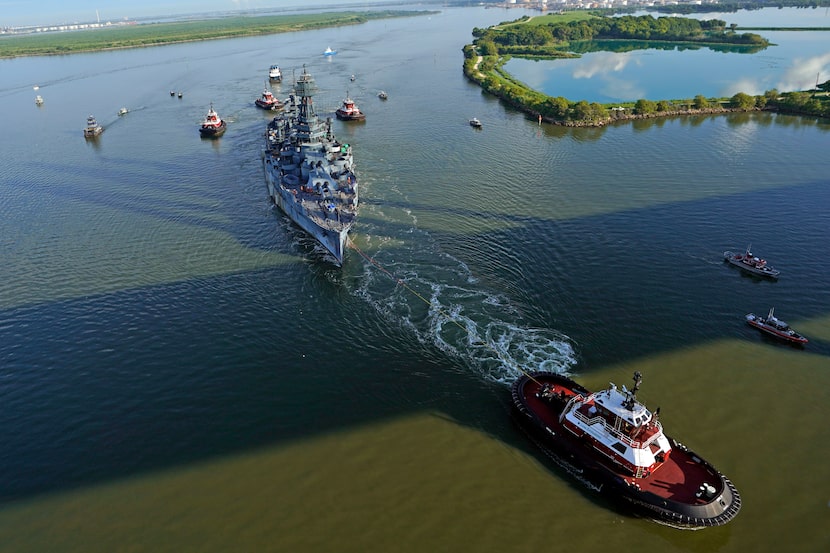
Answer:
323 47 337 56
469 117 482 128
35 95 44 105
117 107 129 116
378 90 388 100
83 115 104 138
268 65 282 82
263 67 358 266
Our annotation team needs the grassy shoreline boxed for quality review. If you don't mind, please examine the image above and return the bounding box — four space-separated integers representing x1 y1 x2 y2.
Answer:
0 11 432 59
464 12 830 126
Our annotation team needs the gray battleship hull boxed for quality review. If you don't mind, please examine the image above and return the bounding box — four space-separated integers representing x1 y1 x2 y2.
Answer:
264 169 350 265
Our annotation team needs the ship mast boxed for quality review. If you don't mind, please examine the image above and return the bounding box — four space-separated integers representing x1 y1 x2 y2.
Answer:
292 65 327 143
294 65 317 121
623 371 642 410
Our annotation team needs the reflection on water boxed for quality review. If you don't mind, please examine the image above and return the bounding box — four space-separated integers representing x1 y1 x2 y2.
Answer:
777 51 830 93
0 5 829 552
504 14 830 102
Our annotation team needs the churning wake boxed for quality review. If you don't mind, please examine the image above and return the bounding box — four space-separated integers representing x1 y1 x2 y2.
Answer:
352 233 577 385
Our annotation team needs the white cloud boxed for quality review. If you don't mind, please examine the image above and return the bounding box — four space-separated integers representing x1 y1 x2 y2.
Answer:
572 52 634 80
776 51 830 92
721 77 765 97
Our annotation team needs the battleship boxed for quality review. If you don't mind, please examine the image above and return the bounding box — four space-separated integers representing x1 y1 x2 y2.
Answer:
262 67 359 265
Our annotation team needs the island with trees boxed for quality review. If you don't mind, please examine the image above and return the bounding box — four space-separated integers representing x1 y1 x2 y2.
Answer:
462 12 829 126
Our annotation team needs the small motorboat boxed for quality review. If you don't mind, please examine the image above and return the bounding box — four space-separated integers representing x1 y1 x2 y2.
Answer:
323 47 337 56
723 246 779 279
83 115 104 138
117 107 129 116
268 64 282 82
377 90 388 100
199 104 227 138
255 88 283 111
469 117 482 128
170 90 175 96
350 74 356 82
335 94 365 121
178 92 183 98
746 308 808 345
35 95 44 105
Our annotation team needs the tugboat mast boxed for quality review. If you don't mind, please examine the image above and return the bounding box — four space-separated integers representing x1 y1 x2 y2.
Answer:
623 371 642 410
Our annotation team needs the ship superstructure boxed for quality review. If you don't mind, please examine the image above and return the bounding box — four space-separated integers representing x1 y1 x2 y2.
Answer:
262 67 358 265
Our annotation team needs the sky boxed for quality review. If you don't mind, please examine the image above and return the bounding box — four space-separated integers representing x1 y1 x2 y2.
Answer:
1 0 399 28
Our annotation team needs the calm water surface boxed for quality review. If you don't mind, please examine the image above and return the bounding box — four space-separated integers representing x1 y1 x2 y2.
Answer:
0 6 829 552
506 7 830 101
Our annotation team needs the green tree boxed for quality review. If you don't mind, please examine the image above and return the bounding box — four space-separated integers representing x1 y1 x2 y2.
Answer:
544 96 571 119
634 99 657 115
693 95 710 109
730 92 755 109
478 41 498 56
571 100 594 121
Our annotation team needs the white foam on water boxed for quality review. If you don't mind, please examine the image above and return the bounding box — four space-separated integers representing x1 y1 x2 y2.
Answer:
354 246 577 385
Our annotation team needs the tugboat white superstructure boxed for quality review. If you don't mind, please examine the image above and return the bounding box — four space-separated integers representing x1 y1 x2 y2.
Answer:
255 87 283 111
512 371 741 528
199 104 227 138
335 94 365 121
262 67 358 266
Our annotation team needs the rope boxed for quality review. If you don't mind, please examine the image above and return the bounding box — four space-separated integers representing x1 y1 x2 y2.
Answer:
347 238 539 383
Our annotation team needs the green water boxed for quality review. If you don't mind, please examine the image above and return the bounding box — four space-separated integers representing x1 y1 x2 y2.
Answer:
0 6 828 552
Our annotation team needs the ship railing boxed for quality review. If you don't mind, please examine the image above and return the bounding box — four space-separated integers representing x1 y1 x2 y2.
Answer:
571 409 663 449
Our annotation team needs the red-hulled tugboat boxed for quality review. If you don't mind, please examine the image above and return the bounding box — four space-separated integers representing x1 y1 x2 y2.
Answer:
746 307 808 345
511 371 741 528
335 94 365 121
199 104 227 138
255 88 283 111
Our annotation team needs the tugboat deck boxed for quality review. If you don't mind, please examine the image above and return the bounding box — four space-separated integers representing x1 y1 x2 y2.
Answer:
521 382 717 504
512 371 741 528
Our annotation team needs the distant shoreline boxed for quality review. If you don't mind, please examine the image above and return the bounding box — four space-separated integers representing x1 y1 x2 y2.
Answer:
0 11 434 59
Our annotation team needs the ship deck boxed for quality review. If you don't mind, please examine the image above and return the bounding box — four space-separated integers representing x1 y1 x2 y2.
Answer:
520 376 722 505
263 155 356 232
